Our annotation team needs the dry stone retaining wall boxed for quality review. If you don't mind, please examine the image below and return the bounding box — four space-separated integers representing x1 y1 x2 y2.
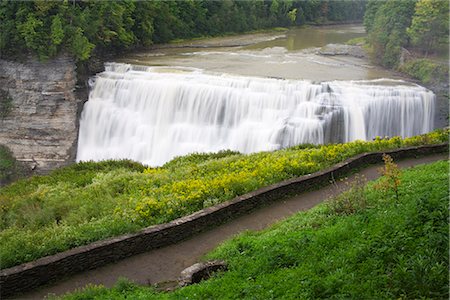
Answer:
0 143 447 297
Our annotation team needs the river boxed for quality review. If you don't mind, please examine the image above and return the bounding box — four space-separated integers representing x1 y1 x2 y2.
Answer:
118 24 395 81
76 25 436 166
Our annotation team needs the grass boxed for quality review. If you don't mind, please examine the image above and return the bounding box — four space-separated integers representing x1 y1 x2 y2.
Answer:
0 130 448 269
60 159 449 299
345 36 366 46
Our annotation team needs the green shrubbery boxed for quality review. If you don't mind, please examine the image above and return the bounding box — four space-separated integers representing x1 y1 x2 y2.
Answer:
0 89 13 119
364 0 448 69
62 160 449 299
399 58 449 84
0 145 25 187
0 130 448 269
345 36 366 46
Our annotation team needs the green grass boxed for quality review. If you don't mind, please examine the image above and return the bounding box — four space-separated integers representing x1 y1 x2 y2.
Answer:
345 37 366 46
0 130 448 269
61 160 449 299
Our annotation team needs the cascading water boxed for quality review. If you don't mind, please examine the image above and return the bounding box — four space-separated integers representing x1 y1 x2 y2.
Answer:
76 63 435 166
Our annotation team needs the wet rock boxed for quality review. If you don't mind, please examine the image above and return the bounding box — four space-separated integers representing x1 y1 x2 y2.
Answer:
318 44 367 58
178 260 228 287
399 47 413 66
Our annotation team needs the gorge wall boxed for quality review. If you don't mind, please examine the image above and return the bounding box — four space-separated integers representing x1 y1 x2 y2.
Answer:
0 56 84 173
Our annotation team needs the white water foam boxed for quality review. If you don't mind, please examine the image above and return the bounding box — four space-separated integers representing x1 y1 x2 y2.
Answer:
77 63 435 166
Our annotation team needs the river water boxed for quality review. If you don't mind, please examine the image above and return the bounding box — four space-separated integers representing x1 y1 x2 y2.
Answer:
118 25 394 81
77 25 436 166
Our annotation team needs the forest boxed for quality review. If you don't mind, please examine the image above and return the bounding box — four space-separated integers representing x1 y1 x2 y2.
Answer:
364 0 448 68
1 0 366 61
1 0 447 80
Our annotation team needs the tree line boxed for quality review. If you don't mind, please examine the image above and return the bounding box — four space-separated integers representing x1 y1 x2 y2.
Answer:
0 0 366 62
364 0 448 68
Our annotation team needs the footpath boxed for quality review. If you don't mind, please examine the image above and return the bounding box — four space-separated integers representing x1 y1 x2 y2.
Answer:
14 153 448 299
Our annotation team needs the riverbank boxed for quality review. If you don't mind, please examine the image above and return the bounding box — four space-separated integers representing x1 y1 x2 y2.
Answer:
151 28 289 49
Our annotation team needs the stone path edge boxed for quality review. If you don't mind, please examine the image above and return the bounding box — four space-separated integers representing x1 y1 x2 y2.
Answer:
1 143 448 297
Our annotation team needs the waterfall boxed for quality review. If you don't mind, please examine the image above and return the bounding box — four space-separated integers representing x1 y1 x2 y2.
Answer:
76 63 435 166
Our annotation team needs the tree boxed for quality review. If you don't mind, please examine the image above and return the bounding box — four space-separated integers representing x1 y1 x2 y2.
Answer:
363 0 383 32
367 0 416 67
0 0 369 62
407 0 449 55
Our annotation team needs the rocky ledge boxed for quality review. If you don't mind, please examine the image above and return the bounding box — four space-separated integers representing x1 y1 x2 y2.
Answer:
0 56 84 173
318 43 367 58
178 260 228 287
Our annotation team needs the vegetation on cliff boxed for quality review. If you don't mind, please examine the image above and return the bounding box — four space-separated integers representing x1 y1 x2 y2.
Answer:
0 130 447 269
398 58 448 85
0 145 26 187
0 89 13 119
363 0 448 79
62 160 449 299
0 0 366 61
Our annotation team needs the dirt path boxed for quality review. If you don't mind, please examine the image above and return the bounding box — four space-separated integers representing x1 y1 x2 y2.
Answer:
17 154 447 299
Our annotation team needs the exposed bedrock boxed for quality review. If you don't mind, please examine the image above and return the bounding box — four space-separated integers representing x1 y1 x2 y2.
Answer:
0 56 85 173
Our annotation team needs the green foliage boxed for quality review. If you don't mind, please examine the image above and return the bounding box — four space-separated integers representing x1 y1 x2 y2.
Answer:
0 130 447 269
345 36 367 45
366 0 416 68
162 149 240 169
0 89 13 119
374 154 401 202
407 0 449 55
364 0 449 69
50 15 64 46
1 0 367 61
70 28 95 62
327 174 368 215
0 145 25 187
62 160 449 299
287 8 298 24
399 58 449 84
362 0 380 32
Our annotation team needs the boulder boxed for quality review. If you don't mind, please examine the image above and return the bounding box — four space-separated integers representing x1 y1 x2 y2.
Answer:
178 260 228 287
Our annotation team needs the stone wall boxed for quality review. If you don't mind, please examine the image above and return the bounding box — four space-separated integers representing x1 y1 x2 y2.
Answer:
0 143 447 298
0 56 84 173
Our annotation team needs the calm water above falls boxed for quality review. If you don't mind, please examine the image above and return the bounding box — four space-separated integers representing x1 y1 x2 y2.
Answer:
121 25 393 81
77 63 435 166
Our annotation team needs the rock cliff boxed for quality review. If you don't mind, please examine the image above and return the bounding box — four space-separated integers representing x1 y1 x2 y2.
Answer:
0 56 84 173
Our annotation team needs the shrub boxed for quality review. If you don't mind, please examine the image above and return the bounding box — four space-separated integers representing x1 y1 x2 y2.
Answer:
399 58 448 84
327 174 368 215
0 145 25 186
0 89 13 119
374 154 401 201
345 37 366 46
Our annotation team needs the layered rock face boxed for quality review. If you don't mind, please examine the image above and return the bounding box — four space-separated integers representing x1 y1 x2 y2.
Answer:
0 56 82 173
